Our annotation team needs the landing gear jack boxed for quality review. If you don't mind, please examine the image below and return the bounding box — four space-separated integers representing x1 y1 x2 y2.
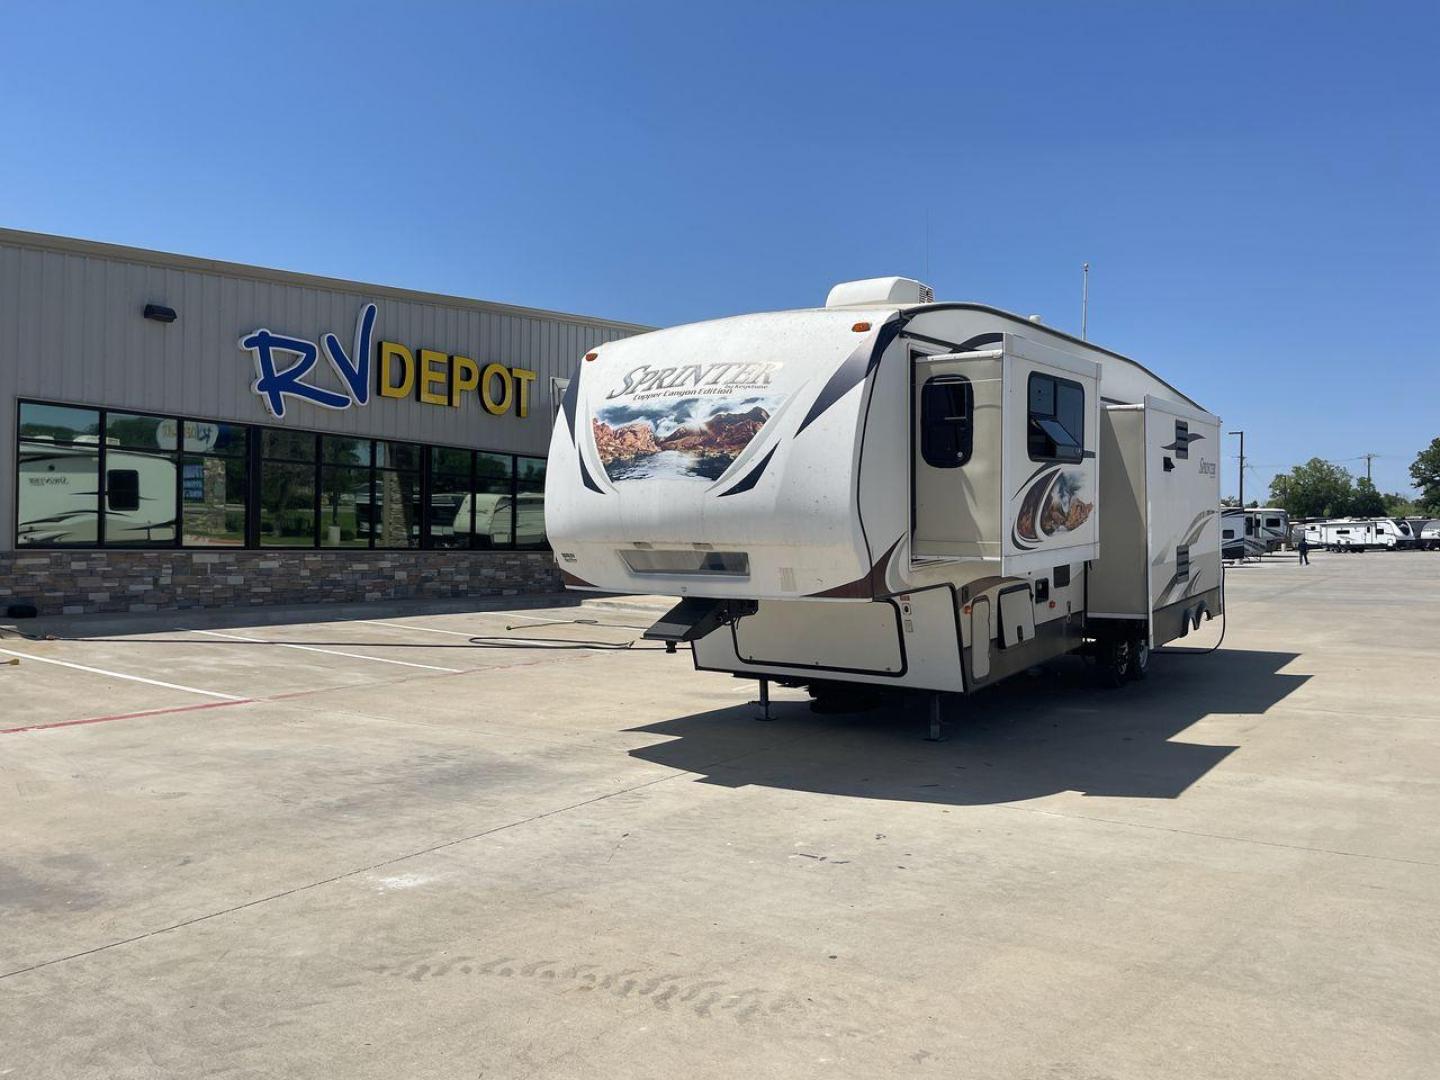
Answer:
756 677 773 721
927 693 945 742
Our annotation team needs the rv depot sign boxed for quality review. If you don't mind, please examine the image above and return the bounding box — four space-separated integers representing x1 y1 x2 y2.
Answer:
240 303 537 421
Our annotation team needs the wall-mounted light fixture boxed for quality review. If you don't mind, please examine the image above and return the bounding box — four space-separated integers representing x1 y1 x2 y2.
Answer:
143 303 177 323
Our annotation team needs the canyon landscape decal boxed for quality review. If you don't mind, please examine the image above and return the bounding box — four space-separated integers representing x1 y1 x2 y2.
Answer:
592 360 784 482
1013 467 1093 549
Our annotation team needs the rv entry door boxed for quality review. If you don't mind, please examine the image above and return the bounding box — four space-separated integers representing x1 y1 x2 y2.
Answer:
911 348 1003 560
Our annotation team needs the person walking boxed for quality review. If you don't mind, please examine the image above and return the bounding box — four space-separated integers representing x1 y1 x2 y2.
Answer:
1297 530 1310 565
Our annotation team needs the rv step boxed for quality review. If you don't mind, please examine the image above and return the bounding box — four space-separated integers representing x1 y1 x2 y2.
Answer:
642 598 755 644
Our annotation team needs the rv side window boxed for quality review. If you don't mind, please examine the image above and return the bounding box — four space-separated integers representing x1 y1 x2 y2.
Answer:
1027 373 1084 463
1222 528 1235 539
920 375 973 468
1265 516 1280 528
107 470 141 512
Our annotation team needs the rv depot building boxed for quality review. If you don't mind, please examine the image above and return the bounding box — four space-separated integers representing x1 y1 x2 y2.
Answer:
0 229 646 616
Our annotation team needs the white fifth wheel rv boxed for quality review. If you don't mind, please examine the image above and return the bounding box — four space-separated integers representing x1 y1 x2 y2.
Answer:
1221 508 1265 560
1248 508 1291 552
546 277 1222 719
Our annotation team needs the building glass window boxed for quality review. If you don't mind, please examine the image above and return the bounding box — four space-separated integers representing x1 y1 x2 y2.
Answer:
15 400 551 557
260 430 317 547
515 456 548 550
16 403 102 546
320 437 373 548
429 447 473 550
373 441 421 548
182 422 248 547
102 412 177 546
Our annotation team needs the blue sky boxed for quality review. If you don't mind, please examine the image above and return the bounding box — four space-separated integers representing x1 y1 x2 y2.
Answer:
4 1 1436 496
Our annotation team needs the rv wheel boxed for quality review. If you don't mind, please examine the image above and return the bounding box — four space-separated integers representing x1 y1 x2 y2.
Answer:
1097 636 1131 689
1128 637 1150 681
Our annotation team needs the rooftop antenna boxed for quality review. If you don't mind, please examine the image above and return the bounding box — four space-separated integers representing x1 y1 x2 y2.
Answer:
924 205 931 282
1081 262 1090 340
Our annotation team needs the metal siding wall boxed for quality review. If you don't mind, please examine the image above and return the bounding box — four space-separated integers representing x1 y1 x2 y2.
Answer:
0 234 648 550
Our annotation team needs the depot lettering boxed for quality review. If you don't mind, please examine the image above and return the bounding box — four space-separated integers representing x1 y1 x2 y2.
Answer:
241 301 536 421
376 341 536 417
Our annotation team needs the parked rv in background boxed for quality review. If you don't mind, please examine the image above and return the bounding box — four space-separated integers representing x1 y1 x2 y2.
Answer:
1248 508 1291 552
1414 519 1440 550
1221 508 1264 560
1303 518 1404 552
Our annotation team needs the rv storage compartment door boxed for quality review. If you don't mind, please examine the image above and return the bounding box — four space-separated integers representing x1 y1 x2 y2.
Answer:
996 585 1035 648
1087 405 1149 619
911 349 1004 559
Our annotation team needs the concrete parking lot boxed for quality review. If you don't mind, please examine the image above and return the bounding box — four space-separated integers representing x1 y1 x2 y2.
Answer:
2 551 1437 1079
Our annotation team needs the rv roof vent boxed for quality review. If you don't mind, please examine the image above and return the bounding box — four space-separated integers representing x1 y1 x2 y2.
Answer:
1027 314 1044 324
825 276 934 308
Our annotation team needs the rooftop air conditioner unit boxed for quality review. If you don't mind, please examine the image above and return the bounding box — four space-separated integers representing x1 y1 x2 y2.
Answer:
825 276 933 308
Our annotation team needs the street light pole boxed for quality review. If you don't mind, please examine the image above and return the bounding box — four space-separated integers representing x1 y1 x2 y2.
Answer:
1228 429 1245 507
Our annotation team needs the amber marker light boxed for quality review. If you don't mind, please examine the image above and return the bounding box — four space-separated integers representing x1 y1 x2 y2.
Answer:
584 351 598 361
851 321 872 332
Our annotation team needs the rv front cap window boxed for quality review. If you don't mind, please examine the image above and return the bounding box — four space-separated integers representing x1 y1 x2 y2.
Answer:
1026 373 1084 463
920 374 974 468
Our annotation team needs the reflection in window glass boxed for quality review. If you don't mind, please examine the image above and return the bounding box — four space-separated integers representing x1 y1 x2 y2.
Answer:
320 465 370 547
463 472 509 549
106 412 170 451
431 446 472 475
372 469 420 548
514 457 548 550
182 454 247 546
260 462 316 546
17 440 99 545
430 473 472 550
184 420 246 456
262 429 316 461
375 441 421 471
18 402 100 444
323 436 372 466
104 447 178 545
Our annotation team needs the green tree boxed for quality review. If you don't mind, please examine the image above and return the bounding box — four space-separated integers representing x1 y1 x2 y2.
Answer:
1382 492 1420 518
1411 439 1440 512
1349 477 1386 517
1269 458 1354 518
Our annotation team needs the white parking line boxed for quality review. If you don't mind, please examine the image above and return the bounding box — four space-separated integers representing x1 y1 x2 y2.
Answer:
0 648 248 701
353 618 478 638
352 611 606 638
185 629 462 673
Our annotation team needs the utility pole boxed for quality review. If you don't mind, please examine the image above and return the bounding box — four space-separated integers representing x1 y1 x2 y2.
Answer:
1229 430 1245 507
1361 452 1377 483
1081 262 1090 340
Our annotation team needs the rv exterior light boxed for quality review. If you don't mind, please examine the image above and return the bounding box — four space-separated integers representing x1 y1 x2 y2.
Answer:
584 351 598 361
851 321 872 333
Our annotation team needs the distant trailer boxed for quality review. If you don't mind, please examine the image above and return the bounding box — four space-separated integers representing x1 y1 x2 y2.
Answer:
1304 519 1401 552
1248 507 1291 552
1221 507 1265 560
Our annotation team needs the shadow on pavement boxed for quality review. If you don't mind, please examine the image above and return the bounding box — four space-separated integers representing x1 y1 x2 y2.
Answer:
627 648 1307 805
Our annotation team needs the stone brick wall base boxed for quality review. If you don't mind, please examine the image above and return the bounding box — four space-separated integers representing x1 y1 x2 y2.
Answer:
0 549 563 617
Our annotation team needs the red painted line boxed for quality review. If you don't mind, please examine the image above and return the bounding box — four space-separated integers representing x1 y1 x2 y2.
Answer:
0 697 255 735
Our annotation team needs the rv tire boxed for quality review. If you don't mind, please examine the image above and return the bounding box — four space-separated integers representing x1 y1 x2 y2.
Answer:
1128 637 1150 681
1096 636 1131 689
